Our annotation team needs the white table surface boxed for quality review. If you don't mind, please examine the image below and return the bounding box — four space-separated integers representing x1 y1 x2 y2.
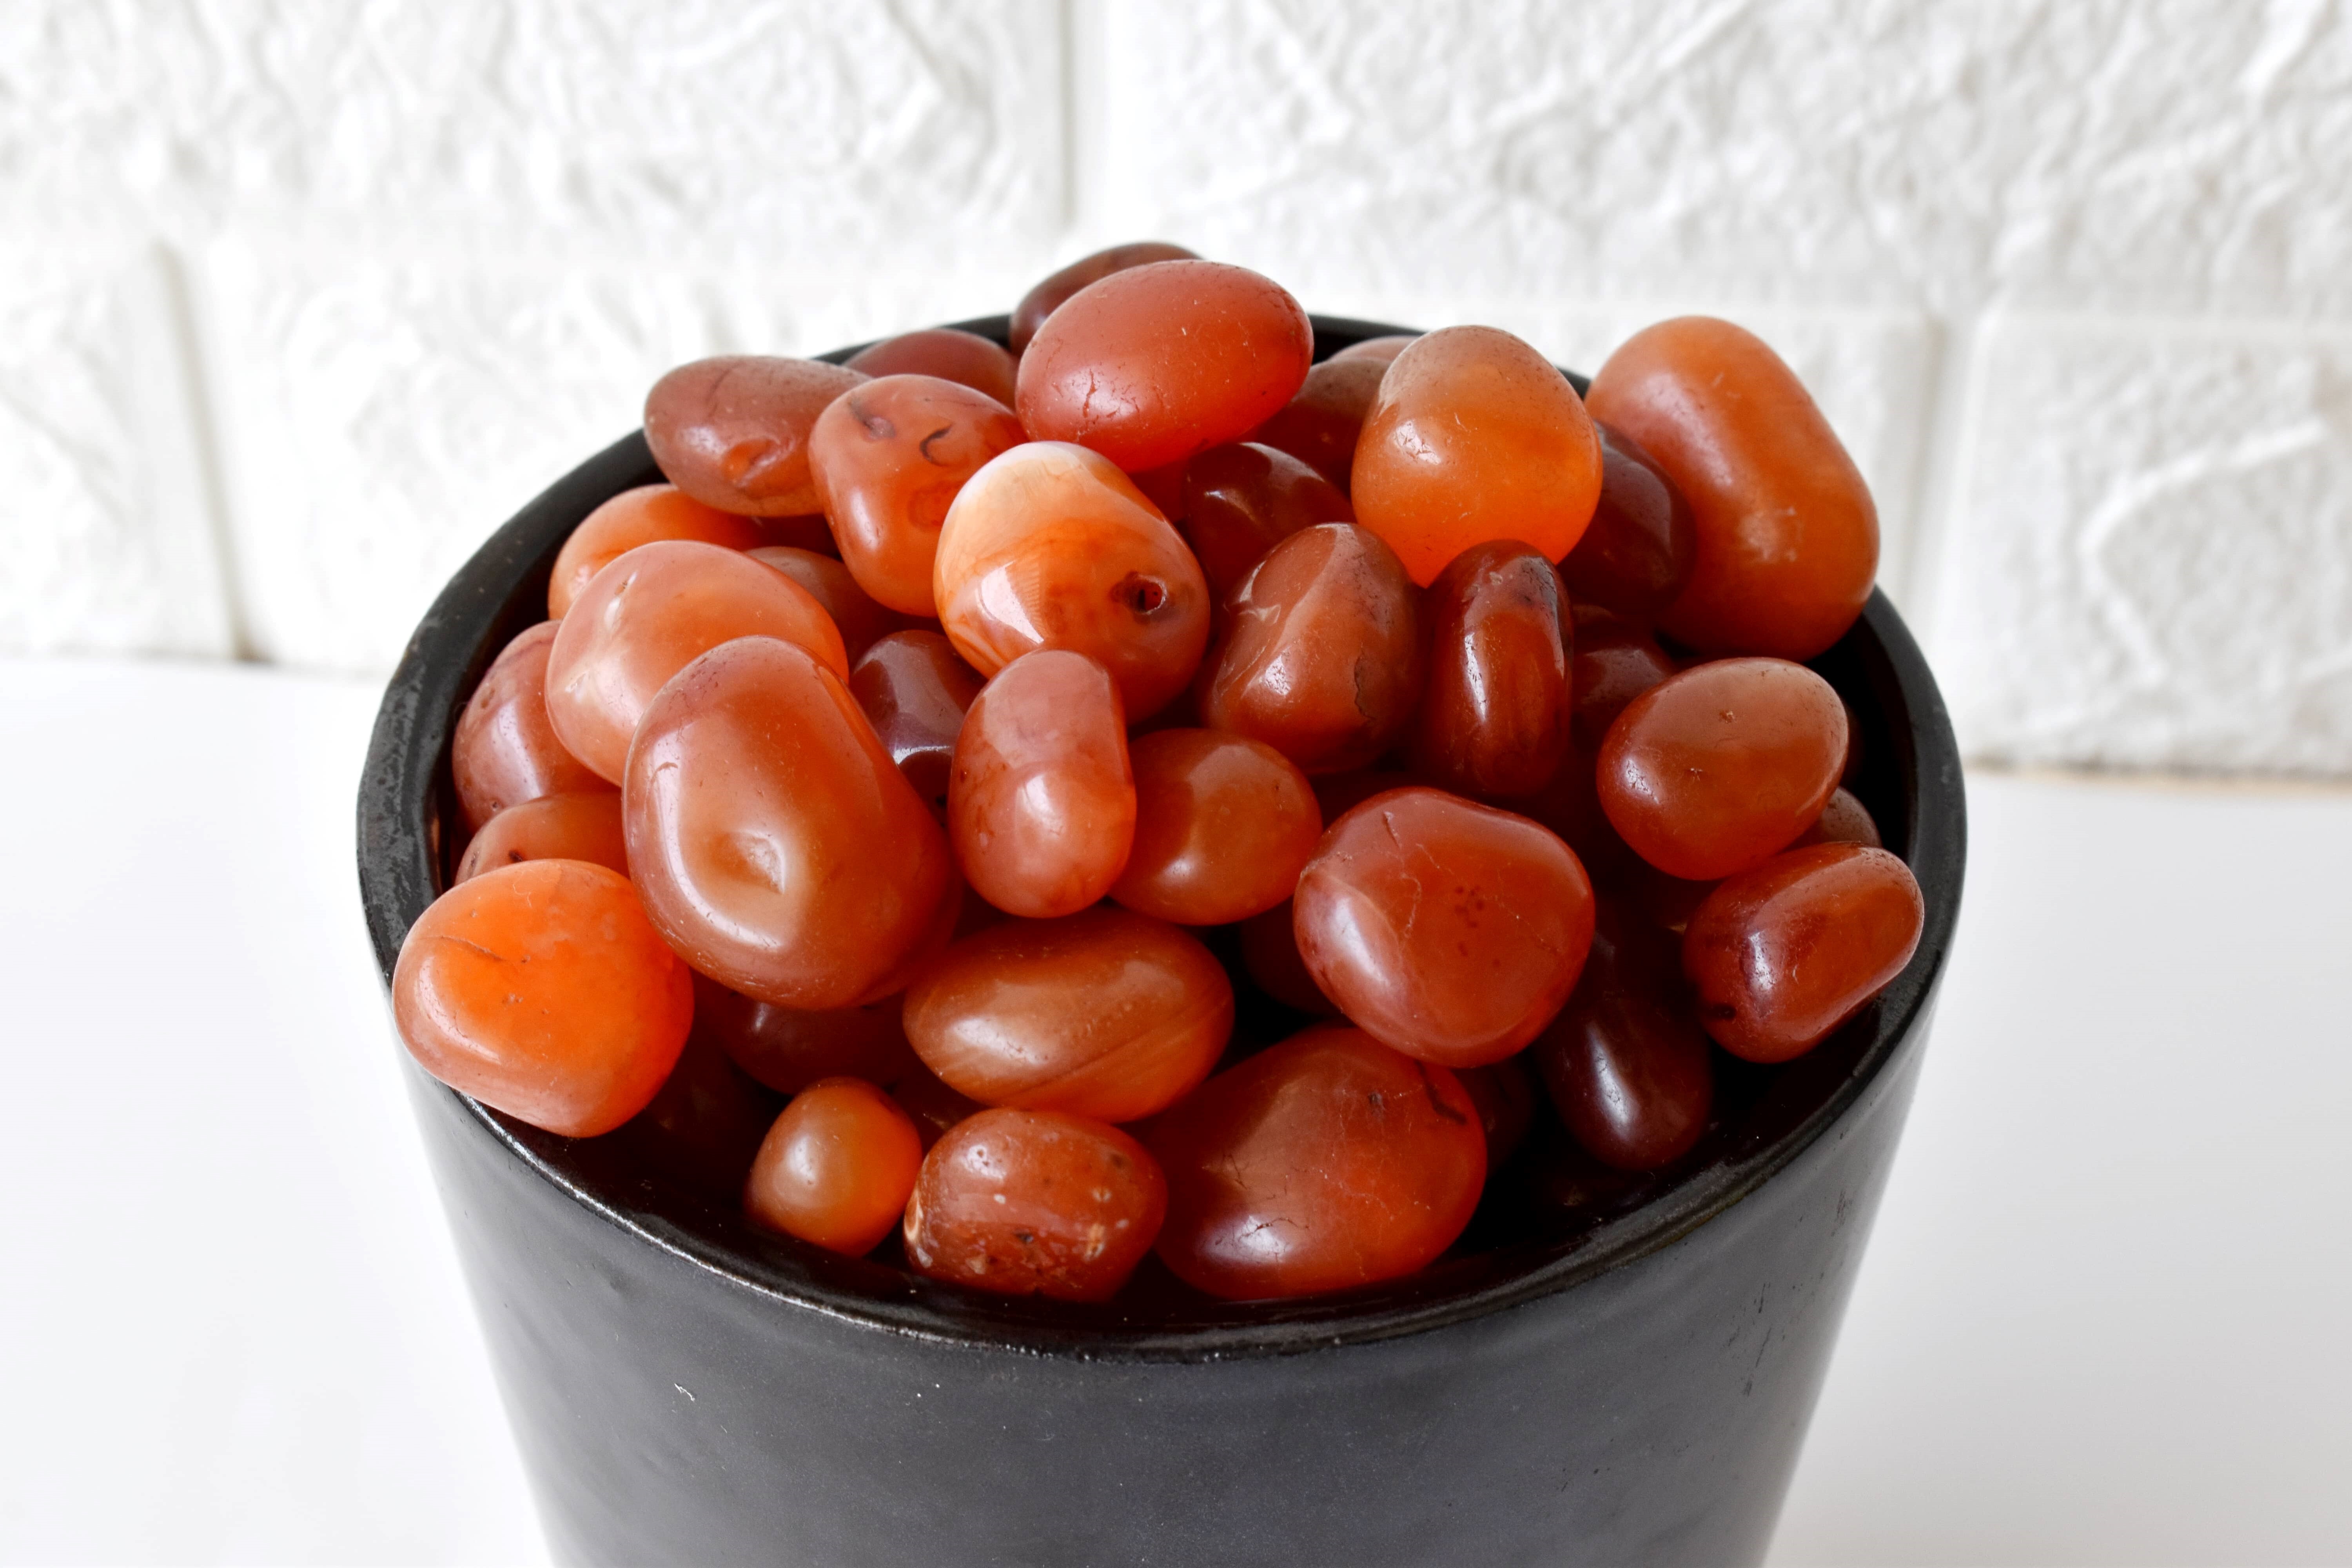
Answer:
2 657 2347 1566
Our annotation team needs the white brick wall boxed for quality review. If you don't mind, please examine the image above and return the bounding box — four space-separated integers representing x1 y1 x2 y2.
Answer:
3 0 2348 776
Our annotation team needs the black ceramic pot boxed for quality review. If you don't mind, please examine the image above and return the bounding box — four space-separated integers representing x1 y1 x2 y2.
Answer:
358 316 1966 1567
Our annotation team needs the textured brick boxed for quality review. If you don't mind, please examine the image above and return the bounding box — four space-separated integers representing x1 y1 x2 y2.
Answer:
0 246 232 657
1931 317 2352 775
196 245 721 671
1100 0 2352 319
0 0 1065 263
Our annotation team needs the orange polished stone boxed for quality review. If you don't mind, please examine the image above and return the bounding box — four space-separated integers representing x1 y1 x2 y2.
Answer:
1178 441 1354 601
549 485 765 619
545 539 849 782
454 792 627 884
690 973 915 1096
1534 900 1713 1170
890 1059 987 1150
1683 843 1923 1063
1596 657 1847 881
1586 318 1877 660
1294 787 1595 1067
903 1109 1167 1301
1009 241 1198 355
645 355 868 517
1148 1025 1486 1300
934 442 1209 720
392 859 692 1137
948 649 1136 919
848 630 985 813
1234 898 1341 1017
1328 334 1417 367
904 906 1232 1122
624 635 954 1011
745 1077 924 1256
1568 607 1676 753
1796 786 1882 849
808 374 1027 617
1558 422 1696 618
1352 326 1603 584
1196 523 1423 775
845 328 1018 407
450 621 606 834
746 544 907 661
1410 541 1573 798
1109 729 1321 926
1246 356 1388 492
1016 260 1314 473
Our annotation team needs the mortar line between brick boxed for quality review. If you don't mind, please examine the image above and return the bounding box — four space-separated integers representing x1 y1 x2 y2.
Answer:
1900 309 1987 655
155 244 258 664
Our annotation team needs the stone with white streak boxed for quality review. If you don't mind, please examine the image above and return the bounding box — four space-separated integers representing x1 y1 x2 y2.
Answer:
1099 0 2352 319
1931 318 2352 775
0 246 232 658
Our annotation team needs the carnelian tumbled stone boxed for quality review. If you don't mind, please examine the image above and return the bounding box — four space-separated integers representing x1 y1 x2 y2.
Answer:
746 545 906 661
848 630 985 812
545 539 849 783
451 621 606 834
745 1077 924 1256
624 635 955 1011
645 355 868 517
1597 657 1848 882
1328 334 1416 367
1110 728 1321 925
1534 900 1713 1171
1017 260 1314 474
1245 357 1388 492
1197 523 1423 775
1797 786 1883 849
455 792 627 884
934 442 1210 720
845 328 1018 408
1568 607 1676 753
1178 442 1354 601
1235 898 1341 1016
904 906 1232 1122
1456 1057 1538 1165
1351 326 1604 584
904 1109 1166 1301
549 485 765 620
392 859 693 1137
690 973 915 1096
1009 241 1198 354
1410 541 1573 798
1684 843 1924 1063
1586 318 1878 660
808 374 1027 617
1558 423 1696 618
1294 788 1595 1067
949 649 1135 919
1148 1026 1486 1301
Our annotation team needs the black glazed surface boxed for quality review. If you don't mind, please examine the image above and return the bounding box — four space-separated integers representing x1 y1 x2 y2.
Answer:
356 314 1965 1361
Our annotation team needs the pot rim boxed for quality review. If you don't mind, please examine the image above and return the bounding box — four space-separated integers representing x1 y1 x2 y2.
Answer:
357 313 1966 1363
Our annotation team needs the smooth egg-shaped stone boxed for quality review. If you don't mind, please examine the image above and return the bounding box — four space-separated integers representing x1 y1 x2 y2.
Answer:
904 906 1232 1123
934 441 1209 720
624 635 954 1011
1294 787 1595 1067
